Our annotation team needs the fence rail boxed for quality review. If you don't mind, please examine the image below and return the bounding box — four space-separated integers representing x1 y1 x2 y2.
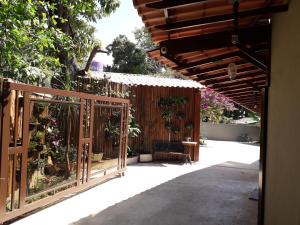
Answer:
0 78 129 224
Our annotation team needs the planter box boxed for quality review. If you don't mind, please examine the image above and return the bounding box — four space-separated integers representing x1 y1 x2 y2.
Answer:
139 154 153 162
127 156 139 165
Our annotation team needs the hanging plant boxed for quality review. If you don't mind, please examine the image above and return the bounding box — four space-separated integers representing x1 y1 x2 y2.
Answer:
161 109 173 121
171 126 180 134
176 111 186 120
185 123 194 131
165 122 172 131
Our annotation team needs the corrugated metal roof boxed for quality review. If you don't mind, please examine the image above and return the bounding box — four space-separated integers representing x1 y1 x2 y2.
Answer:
89 72 203 89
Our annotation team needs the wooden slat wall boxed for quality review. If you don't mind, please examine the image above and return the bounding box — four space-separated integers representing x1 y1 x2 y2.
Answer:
130 86 201 161
77 78 201 162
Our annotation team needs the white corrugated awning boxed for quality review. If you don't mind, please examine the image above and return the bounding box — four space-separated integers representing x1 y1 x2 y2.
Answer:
89 72 203 89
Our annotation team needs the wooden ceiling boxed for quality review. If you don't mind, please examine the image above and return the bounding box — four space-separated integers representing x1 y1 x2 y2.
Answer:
133 0 289 113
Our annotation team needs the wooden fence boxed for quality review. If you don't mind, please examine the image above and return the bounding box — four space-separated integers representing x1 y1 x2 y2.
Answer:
0 79 129 224
130 86 201 161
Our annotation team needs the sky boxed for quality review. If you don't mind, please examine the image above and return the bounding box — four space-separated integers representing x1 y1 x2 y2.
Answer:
92 0 144 65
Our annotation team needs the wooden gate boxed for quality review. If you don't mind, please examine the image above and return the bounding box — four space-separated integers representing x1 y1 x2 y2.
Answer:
0 79 129 223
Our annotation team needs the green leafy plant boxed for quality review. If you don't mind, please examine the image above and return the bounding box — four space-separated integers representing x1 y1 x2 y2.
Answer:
158 96 188 141
176 111 186 120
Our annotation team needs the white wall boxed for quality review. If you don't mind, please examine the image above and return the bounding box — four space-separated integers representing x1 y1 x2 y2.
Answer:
201 123 260 142
265 1 300 224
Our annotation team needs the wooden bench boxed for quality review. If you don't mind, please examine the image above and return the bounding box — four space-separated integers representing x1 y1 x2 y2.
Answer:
152 140 191 164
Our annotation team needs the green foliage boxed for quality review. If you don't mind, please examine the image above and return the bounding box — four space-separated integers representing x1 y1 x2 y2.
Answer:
0 0 120 86
158 96 188 137
128 109 141 138
106 35 150 74
106 29 164 75
134 27 155 50
133 27 163 74
0 0 65 84
158 96 187 108
104 119 120 141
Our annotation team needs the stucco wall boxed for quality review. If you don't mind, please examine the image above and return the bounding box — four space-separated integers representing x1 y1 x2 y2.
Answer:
201 123 260 142
265 1 300 224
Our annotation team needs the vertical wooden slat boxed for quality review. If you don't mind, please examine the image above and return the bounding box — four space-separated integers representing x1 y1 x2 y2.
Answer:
193 89 201 161
123 104 130 169
13 91 19 147
19 92 31 208
86 100 94 182
0 81 12 220
10 154 17 210
76 98 84 185
117 106 124 170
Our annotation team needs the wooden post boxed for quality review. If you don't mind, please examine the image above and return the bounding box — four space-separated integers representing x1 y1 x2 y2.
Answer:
0 80 12 222
19 92 31 208
193 89 201 161
76 98 84 185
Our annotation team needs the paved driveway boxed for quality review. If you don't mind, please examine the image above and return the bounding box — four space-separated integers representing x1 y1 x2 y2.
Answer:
12 141 260 225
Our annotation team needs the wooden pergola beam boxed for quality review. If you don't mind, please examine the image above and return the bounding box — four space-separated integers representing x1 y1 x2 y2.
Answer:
155 4 288 31
195 67 261 82
227 92 256 98
237 44 267 71
215 83 251 92
219 86 254 94
174 52 239 71
203 71 266 85
225 90 258 97
146 0 208 9
192 64 256 78
237 100 260 106
159 25 271 55
233 98 260 104
234 98 260 103
197 60 247 74
210 76 266 89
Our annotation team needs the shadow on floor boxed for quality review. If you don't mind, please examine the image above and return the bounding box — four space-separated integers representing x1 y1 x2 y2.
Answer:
71 162 258 225
218 160 259 170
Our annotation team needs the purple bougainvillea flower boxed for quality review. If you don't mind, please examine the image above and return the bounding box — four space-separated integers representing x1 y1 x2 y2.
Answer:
52 140 60 147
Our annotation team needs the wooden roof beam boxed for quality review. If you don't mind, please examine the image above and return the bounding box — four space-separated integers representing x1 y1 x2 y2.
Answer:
197 60 247 74
159 25 271 55
237 97 260 102
215 85 258 93
237 44 267 71
225 90 259 97
146 0 208 10
238 101 259 106
219 86 254 94
155 4 288 31
215 84 252 92
202 71 266 85
195 67 261 82
175 52 239 71
233 98 260 103
192 64 256 78
209 76 266 89
227 93 256 98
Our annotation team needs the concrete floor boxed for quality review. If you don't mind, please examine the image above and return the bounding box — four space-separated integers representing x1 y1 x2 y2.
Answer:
11 141 260 225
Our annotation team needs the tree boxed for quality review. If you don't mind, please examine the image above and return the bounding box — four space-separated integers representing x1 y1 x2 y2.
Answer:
106 35 152 74
0 0 120 87
133 27 164 74
134 26 155 50
106 27 165 75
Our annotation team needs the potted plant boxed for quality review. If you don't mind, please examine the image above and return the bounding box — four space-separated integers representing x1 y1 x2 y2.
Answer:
139 151 153 162
127 147 139 165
